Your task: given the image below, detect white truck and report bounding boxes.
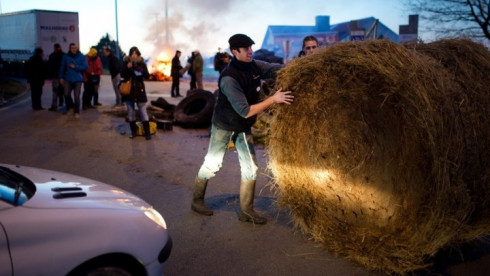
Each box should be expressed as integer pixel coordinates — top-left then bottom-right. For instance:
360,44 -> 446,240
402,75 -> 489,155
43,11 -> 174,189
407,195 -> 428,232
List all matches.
0,9 -> 79,76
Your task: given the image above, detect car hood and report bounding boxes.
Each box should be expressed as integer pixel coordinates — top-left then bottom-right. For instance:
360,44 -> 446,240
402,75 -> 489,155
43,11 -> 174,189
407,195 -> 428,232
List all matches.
2,164 -> 150,211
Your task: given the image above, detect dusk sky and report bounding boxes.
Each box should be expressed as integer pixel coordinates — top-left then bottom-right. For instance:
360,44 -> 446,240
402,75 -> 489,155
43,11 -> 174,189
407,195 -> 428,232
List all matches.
1,0 -> 412,59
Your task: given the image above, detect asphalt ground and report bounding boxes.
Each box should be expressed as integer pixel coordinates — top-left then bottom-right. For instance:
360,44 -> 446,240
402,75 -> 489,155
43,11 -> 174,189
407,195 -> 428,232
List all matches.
0,75 -> 489,275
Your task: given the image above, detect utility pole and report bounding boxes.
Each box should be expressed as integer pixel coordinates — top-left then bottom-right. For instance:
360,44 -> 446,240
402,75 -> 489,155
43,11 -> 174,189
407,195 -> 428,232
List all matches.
115,0 -> 120,59
165,0 -> 169,45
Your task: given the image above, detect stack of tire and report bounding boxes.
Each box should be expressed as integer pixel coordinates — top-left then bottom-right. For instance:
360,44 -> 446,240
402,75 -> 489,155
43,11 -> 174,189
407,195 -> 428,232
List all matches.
150,97 -> 176,120
174,89 -> 216,128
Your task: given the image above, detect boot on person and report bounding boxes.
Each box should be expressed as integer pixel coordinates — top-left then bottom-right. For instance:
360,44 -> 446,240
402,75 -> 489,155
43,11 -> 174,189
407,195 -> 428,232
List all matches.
191,176 -> 213,216
238,179 -> 267,224
129,121 -> 137,139
142,121 -> 151,140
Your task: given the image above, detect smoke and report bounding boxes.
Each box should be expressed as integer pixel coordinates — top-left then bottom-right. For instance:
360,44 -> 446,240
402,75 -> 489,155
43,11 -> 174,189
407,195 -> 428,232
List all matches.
144,0 -> 241,60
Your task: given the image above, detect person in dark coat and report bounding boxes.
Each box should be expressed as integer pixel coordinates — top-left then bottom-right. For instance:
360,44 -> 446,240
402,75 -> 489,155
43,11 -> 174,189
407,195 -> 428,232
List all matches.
120,46 -> 151,140
170,50 -> 183,97
26,47 -> 46,110
48,43 -> 65,111
187,52 -> 196,90
103,46 -> 123,106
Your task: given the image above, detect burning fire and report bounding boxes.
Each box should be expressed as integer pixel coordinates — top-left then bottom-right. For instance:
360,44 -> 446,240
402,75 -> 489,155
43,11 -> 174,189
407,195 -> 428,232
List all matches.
149,50 -> 172,81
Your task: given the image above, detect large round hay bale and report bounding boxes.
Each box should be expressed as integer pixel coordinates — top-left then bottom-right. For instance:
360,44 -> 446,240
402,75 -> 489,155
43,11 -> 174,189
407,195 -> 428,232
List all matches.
408,39 -> 490,241
267,39 -> 489,273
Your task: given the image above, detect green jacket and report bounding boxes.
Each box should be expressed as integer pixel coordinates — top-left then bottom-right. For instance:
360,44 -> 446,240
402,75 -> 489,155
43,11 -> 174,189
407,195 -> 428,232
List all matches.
192,53 -> 203,74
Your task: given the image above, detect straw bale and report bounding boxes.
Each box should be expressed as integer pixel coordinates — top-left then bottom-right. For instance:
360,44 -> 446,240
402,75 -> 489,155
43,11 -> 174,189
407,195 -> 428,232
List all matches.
267,39 -> 489,273
408,39 -> 490,241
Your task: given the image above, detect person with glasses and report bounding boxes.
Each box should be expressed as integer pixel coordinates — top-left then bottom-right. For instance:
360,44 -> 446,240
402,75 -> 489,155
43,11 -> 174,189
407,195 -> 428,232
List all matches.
298,35 -> 319,57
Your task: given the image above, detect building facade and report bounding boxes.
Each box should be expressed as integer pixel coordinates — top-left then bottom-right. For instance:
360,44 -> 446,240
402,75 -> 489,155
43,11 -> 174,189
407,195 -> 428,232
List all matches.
261,15 -> 416,60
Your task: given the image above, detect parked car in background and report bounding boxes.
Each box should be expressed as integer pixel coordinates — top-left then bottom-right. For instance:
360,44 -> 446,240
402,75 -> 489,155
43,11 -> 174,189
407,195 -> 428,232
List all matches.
0,163 -> 172,276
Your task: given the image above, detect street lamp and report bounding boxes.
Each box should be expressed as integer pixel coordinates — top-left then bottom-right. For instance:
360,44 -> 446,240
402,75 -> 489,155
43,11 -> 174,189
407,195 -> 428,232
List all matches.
115,0 -> 120,59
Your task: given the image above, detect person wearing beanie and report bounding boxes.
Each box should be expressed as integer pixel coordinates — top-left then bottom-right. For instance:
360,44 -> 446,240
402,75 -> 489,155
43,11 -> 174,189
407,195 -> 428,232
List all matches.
190,33 -> 294,224
82,47 -> 103,109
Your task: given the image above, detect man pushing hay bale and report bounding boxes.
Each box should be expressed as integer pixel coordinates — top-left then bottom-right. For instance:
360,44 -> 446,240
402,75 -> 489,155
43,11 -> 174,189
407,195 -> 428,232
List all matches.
267,39 -> 489,273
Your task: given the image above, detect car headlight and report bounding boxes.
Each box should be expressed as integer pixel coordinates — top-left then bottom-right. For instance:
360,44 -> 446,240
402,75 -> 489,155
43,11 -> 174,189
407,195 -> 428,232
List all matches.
144,207 -> 167,229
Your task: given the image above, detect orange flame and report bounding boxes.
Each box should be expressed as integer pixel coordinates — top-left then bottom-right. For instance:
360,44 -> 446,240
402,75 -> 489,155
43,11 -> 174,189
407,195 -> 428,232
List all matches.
150,50 -> 172,81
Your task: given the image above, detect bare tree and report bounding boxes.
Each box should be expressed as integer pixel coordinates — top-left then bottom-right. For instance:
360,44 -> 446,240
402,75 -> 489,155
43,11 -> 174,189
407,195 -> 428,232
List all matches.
406,0 -> 489,42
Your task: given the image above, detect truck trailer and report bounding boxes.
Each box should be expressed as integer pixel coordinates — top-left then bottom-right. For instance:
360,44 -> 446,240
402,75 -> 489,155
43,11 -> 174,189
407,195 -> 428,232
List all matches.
0,9 -> 79,76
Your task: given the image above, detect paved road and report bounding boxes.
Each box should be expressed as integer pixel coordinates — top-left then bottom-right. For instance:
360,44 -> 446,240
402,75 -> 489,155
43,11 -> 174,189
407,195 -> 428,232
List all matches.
0,75 -> 488,275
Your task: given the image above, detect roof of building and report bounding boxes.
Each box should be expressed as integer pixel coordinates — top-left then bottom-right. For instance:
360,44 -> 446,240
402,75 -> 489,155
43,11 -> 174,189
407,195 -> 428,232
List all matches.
261,16 -> 399,57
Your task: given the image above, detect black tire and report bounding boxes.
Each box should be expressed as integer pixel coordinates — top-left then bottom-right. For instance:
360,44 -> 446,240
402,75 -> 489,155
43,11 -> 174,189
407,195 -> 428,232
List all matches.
186,88 -> 205,97
151,97 -> 175,110
174,90 -> 215,128
67,255 -> 145,276
78,265 -> 133,276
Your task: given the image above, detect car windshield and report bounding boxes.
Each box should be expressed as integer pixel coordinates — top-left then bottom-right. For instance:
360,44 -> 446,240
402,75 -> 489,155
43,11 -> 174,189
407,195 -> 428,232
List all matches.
0,166 -> 36,206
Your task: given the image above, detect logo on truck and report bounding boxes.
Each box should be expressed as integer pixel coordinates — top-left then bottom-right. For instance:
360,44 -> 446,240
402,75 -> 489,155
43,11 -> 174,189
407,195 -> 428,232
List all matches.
40,25 -> 76,32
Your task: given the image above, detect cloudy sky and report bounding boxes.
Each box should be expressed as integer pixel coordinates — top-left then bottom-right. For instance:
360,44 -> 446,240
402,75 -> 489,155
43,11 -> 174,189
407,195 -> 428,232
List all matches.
1,0 -> 411,58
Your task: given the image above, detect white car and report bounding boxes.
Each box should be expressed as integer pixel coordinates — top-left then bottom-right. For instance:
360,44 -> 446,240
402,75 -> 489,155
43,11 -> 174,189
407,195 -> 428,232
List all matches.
0,164 -> 172,276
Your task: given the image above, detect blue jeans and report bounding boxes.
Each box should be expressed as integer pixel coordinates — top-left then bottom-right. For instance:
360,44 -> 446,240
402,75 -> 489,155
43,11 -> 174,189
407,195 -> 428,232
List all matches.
63,82 -> 82,113
197,125 -> 258,181
126,101 -> 149,121
112,74 -> 122,105
51,79 -> 64,108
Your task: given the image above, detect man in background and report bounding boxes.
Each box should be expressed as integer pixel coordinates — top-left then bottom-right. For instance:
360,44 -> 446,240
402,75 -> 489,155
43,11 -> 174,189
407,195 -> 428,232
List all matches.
48,43 -> 65,111
103,46 -> 123,107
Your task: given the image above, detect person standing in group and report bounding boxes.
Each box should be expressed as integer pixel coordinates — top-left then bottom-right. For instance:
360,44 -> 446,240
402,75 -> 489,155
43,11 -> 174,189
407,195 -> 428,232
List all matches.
59,43 -> 87,119
103,46 -> 123,107
170,50 -> 183,97
213,51 -> 231,74
121,46 -> 152,140
82,47 -> 103,109
192,50 -> 204,90
48,43 -> 65,111
190,34 -> 294,224
26,47 -> 46,110
298,35 -> 319,57
187,52 -> 196,90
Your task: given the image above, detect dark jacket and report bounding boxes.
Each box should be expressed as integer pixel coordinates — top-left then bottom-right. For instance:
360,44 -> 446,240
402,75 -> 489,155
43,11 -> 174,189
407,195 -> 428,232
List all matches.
213,57 -> 283,132
107,53 -> 122,78
171,55 -> 182,77
121,56 -> 149,103
48,50 -> 64,79
26,51 -> 46,85
213,58 -> 262,132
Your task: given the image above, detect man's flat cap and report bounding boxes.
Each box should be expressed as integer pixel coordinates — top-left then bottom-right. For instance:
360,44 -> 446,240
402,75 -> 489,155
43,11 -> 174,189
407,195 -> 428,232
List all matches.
229,34 -> 255,49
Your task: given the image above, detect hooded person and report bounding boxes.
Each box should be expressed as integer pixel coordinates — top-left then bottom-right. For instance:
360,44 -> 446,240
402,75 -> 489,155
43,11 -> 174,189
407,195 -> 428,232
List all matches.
190,34 -> 294,224
83,47 -> 103,109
